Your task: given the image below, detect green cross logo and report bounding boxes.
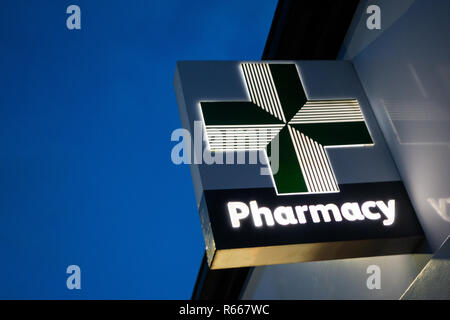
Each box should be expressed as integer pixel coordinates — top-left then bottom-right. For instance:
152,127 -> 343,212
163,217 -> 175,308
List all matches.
200,63 -> 373,195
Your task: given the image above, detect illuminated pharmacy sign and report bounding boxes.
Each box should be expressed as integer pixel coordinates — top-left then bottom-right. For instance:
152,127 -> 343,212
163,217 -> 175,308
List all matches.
174,61 -> 424,269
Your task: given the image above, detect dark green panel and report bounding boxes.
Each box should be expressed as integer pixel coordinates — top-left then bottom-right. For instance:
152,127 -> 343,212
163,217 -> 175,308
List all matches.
291,122 -> 373,146
269,64 -> 307,122
267,126 -> 308,194
201,102 -> 283,126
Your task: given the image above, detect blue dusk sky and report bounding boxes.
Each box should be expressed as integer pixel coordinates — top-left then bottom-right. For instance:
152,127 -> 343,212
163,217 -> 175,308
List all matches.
0,0 -> 276,299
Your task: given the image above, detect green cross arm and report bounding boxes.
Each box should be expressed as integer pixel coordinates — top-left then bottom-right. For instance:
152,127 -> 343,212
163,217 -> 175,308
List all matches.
200,101 -> 284,152
288,98 -> 373,146
266,126 -> 309,194
200,102 -> 284,126
290,122 -> 373,146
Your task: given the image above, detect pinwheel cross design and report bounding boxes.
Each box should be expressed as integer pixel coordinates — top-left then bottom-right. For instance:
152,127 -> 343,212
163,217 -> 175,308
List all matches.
200,63 -> 373,195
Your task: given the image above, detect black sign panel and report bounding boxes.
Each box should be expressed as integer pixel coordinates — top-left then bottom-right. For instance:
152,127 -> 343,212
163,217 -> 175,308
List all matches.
200,181 -> 423,269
